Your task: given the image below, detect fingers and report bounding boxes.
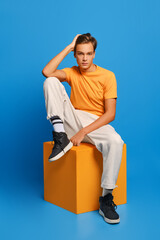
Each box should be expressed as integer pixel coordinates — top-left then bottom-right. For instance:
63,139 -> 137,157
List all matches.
70,140 -> 80,146
74,34 -> 81,40
72,34 -> 81,44
70,34 -> 82,51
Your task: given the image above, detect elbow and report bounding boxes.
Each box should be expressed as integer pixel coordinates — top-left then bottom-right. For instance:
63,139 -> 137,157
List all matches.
104,111 -> 115,123
107,112 -> 116,122
112,114 -> 116,121
42,68 -> 45,76
112,111 -> 116,120
110,114 -> 115,122
42,69 -> 49,78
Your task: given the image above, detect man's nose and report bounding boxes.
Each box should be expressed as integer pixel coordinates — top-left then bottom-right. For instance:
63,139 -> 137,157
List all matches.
83,55 -> 87,61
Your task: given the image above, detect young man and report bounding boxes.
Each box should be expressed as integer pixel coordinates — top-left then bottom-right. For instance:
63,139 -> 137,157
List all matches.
42,33 -> 124,224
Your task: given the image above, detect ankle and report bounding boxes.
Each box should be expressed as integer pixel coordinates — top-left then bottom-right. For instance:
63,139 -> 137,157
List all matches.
102,189 -> 113,197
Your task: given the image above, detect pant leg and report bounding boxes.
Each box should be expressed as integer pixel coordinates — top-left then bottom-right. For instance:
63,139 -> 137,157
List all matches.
75,110 -> 124,190
43,77 -> 93,143
91,126 -> 124,190
43,77 -> 124,189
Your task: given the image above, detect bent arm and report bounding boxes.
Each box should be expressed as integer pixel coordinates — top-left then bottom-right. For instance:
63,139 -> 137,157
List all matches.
42,34 -> 81,81
81,98 -> 116,135
42,45 -> 72,78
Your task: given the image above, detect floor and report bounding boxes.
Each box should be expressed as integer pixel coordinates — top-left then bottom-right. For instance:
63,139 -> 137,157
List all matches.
1,154 -> 160,240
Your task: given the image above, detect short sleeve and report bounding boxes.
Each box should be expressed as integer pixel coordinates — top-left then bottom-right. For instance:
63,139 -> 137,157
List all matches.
104,73 -> 117,99
61,67 -> 73,86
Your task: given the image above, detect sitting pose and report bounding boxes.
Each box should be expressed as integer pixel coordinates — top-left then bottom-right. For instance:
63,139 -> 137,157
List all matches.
42,33 -> 124,224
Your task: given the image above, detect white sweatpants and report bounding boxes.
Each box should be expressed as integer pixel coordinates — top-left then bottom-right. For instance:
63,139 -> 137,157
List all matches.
43,77 -> 124,190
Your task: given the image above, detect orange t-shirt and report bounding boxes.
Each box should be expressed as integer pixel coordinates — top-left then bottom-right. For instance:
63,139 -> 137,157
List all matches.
62,65 -> 117,117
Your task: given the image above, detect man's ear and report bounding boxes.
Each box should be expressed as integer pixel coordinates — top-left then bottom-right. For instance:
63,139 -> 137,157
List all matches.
93,51 -> 96,59
74,52 -> 76,58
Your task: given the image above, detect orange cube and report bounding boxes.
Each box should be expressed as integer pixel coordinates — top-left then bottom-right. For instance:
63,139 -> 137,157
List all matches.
43,142 -> 127,214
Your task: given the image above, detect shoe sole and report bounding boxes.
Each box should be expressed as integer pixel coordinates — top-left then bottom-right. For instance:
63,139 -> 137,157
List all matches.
99,209 -> 120,224
48,141 -> 73,162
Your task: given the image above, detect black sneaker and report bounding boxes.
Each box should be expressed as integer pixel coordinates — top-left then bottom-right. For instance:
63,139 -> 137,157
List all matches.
99,193 -> 120,224
48,131 -> 73,162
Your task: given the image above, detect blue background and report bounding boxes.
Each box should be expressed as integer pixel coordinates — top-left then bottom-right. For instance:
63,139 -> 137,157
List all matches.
0,0 -> 160,239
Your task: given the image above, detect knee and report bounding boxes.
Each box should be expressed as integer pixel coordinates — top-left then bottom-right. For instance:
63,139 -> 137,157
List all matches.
109,133 -> 124,146
43,76 -> 60,90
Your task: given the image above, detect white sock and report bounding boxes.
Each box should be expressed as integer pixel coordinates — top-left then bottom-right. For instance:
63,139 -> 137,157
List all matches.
49,116 -> 65,132
102,188 -> 113,197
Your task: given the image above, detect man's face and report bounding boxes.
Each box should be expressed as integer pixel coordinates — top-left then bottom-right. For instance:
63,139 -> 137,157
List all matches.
74,42 -> 95,70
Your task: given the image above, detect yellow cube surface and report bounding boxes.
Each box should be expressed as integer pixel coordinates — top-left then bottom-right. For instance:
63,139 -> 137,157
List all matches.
43,142 -> 127,214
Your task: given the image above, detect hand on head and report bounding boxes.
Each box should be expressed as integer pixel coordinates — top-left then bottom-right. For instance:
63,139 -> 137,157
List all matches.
70,34 -> 81,51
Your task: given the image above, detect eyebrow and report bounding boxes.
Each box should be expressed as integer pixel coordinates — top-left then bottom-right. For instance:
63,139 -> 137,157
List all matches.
77,51 -> 93,53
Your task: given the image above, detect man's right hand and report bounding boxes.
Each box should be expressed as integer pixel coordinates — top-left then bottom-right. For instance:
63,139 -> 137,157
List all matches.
70,34 -> 81,51
42,34 -> 82,79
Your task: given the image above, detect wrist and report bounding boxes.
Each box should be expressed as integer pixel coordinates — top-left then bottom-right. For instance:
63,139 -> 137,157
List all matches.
67,44 -> 73,52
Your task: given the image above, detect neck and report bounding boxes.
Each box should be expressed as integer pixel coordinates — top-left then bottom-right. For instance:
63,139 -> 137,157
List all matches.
79,63 -> 97,73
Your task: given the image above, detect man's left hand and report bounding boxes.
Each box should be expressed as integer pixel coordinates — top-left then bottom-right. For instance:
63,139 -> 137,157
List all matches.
70,129 -> 86,146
